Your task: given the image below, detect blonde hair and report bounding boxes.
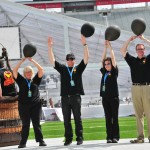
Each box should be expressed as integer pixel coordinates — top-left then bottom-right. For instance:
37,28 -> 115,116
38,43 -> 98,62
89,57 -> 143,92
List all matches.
23,66 -> 34,77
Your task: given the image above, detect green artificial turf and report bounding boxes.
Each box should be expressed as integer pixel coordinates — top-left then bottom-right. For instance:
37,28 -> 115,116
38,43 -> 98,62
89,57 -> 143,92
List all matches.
28,116 -> 148,140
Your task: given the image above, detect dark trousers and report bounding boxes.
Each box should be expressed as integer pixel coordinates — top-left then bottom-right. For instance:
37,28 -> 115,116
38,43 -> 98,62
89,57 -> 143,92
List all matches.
18,102 -> 43,144
102,97 -> 120,140
61,95 -> 83,141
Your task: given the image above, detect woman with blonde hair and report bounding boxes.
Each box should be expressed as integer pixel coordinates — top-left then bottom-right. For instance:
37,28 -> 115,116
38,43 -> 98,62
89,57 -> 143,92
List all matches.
13,57 -> 47,148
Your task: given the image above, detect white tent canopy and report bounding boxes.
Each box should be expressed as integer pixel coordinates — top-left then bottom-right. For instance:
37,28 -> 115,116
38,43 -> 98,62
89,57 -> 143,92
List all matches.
1,0 -> 149,100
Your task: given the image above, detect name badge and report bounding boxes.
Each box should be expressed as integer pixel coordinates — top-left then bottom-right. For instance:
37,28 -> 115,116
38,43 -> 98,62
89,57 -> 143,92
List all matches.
28,90 -> 32,97
102,85 -> 105,92
70,80 -> 75,86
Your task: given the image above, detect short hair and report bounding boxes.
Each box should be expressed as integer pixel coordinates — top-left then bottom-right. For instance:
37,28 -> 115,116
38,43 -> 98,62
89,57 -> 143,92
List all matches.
66,53 -> 75,60
136,44 -> 145,50
23,66 -> 34,77
102,57 -> 112,68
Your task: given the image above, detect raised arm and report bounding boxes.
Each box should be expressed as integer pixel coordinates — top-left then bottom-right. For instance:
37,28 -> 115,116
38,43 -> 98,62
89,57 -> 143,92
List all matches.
107,41 -> 117,68
48,37 -> 55,67
81,35 -> 89,65
139,35 -> 150,46
101,40 -> 107,65
28,58 -> 44,78
121,36 -> 137,57
5,58 -> 11,71
13,58 -> 26,79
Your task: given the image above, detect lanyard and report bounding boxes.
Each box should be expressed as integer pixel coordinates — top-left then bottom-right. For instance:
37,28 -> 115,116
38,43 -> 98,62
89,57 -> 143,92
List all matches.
25,79 -> 31,90
67,66 -> 75,80
104,72 -> 110,85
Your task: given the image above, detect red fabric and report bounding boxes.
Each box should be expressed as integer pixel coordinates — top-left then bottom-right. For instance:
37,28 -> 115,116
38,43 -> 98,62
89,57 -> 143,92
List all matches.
26,3 -> 62,9
96,0 -> 150,5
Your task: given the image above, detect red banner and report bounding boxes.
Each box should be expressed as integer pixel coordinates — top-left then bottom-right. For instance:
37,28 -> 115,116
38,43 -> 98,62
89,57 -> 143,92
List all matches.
96,0 -> 150,5
26,3 -> 62,9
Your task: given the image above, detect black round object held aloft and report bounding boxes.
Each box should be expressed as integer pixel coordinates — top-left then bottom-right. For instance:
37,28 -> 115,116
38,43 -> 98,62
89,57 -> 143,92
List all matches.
105,25 -> 121,41
131,18 -> 146,36
23,44 -> 36,57
81,23 -> 95,37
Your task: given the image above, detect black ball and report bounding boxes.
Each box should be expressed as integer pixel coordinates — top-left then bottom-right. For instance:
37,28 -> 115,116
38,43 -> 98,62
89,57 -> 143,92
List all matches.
105,25 -> 121,41
23,44 -> 36,57
131,18 -> 146,36
81,23 -> 95,37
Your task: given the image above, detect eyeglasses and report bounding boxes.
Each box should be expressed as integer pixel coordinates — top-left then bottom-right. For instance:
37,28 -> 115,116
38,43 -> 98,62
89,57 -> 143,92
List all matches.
66,58 -> 74,61
136,48 -> 145,51
104,63 -> 111,66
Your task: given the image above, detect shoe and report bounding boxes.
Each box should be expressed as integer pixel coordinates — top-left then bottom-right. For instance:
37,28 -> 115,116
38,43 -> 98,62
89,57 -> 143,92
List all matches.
39,141 -> 47,146
130,138 -> 144,143
148,138 -> 150,143
107,139 -> 112,143
18,144 -> 26,148
112,138 -> 118,143
77,140 -> 83,145
64,140 -> 72,146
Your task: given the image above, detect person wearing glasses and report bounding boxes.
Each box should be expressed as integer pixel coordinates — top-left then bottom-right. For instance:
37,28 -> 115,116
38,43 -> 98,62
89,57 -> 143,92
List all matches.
47,35 -> 89,146
121,35 -> 150,143
100,40 -> 120,143
13,57 -> 47,148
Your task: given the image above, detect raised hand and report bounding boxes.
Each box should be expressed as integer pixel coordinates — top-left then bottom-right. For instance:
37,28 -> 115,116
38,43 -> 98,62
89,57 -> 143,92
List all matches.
105,40 -> 112,49
81,35 -> 86,45
27,57 -> 33,62
129,36 -> 137,41
48,37 -> 53,47
138,35 -> 145,40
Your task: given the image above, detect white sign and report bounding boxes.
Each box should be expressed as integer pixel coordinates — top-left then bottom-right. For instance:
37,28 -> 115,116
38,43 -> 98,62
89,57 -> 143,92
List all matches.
0,27 -> 21,59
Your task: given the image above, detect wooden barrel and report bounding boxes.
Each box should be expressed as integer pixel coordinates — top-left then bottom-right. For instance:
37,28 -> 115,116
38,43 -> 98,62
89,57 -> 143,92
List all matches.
0,97 -> 22,147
